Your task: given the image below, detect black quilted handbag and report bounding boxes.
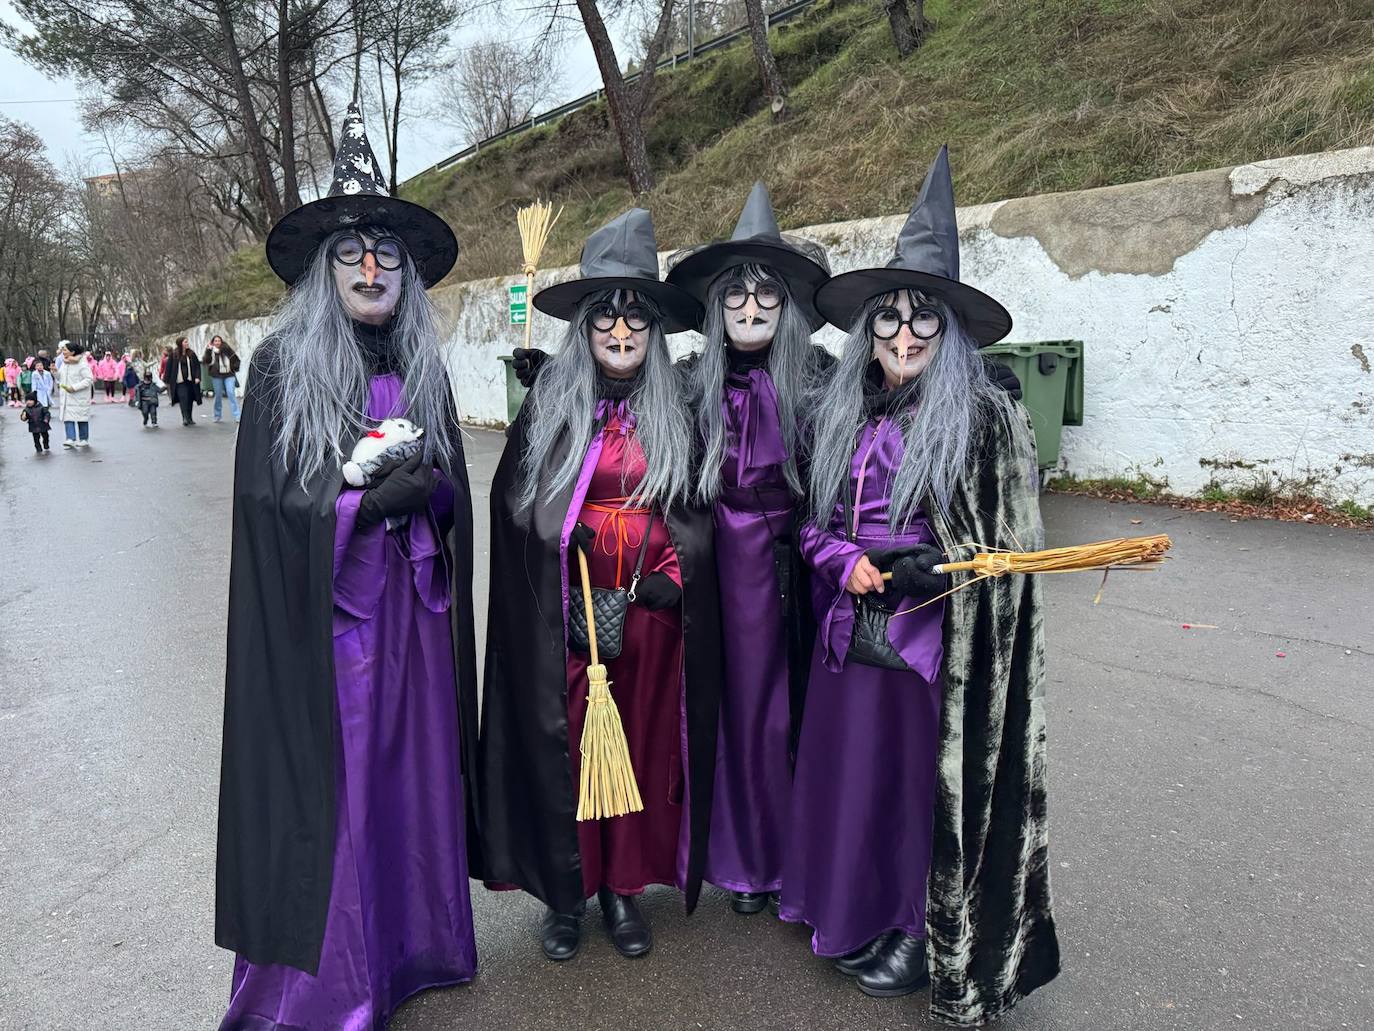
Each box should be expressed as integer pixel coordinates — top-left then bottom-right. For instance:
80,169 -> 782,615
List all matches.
842,480 -> 913,672
568,513 -> 655,660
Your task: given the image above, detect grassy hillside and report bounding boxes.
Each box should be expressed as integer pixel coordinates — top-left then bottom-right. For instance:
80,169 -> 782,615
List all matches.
152,0 -> 1374,332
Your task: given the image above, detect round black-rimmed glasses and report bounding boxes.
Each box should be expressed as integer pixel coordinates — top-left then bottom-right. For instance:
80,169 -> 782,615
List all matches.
329,233 -> 405,271
869,305 -> 945,341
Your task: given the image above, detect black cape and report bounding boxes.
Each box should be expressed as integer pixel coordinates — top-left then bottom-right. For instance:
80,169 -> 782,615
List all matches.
477,384 -> 723,915
215,338 -> 481,973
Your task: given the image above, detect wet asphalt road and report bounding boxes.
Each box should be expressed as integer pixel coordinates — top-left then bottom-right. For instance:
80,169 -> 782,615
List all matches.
0,401 -> 1370,1031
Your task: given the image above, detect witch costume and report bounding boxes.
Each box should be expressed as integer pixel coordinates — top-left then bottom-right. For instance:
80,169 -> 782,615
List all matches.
216,103 -> 480,1029
664,183 -> 833,913
780,147 -> 1060,1023
479,208 -> 724,961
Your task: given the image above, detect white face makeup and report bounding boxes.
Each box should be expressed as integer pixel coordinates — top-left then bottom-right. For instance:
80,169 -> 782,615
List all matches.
870,290 -> 943,388
331,231 -> 404,325
588,291 -> 652,379
720,270 -> 784,351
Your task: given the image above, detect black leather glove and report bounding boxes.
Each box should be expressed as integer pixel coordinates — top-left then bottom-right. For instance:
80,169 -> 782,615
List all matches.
888,544 -> 949,599
634,571 -> 681,610
356,451 -> 434,529
512,347 -> 549,388
864,544 -> 925,574
984,358 -> 1022,401
569,521 -> 596,555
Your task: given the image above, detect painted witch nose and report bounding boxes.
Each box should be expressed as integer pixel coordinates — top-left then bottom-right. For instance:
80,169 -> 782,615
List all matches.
361,251 -> 377,286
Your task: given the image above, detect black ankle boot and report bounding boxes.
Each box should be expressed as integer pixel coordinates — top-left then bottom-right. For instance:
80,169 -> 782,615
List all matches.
834,930 -> 897,977
597,887 -> 651,958
540,907 -> 582,961
731,891 -> 770,915
857,934 -> 929,998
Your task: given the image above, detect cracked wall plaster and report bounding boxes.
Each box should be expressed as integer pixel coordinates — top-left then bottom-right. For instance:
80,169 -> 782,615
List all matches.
166,147 -> 1374,505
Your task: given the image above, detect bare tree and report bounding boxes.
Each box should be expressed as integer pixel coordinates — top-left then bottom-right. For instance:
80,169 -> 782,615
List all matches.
364,0 -> 465,190
740,0 -> 785,115
435,38 -> 562,144
883,0 -> 928,59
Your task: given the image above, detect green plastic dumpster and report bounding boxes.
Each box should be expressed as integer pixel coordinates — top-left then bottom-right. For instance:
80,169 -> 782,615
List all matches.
981,340 -> 1084,469
497,355 -> 529,425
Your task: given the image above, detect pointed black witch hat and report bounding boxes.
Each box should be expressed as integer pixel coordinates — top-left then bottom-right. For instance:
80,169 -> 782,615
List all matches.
814,146 -> 1011,345
666,181 -> 831,331
533,208 -> 702,334
265,102 -> 458,288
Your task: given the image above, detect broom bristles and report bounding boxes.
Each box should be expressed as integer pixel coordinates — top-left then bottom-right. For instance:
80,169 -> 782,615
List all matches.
517,200 -> 562,274
577,664 -> 644,821
937,534 -> 1172,576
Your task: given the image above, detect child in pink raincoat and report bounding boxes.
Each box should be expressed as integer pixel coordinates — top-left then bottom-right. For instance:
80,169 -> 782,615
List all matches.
3,358 -> 20,406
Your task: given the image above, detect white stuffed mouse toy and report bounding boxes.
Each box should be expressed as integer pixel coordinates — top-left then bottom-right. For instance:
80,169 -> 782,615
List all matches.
342,418 -> 425,487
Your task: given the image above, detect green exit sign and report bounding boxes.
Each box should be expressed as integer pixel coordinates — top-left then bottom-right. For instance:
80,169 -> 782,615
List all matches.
509,283 -> 528,325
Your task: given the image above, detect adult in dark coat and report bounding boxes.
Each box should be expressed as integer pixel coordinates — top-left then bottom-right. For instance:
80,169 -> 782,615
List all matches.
216,101 -> 478,1030
163,336 -> 201,426
480,208 -> 723,963
784,145 -> 1059,1021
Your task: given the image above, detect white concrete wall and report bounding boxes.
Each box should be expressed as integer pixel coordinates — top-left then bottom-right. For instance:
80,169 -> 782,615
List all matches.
167,146 -> 1374,506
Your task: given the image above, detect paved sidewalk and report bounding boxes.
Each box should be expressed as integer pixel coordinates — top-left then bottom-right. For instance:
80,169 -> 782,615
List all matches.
0,405 -> 1369,1030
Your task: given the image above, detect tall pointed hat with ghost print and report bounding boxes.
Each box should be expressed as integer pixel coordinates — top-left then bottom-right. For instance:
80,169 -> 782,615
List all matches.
265,102 -> 458,288
666,181 -> 831,331
815,145 -> 1011,344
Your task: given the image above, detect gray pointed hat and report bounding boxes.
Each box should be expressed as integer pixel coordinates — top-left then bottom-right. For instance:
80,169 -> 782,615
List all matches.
666,181 -> 831,331
814,146 -> 1011,344
533,207 -> 702,334
266,102 -> 458,288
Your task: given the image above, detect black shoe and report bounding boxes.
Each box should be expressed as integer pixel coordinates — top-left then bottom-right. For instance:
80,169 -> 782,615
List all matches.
857,933 -> 929,998
540,908 -> 582,961
834,930 -> 897,977
597,887 -> 651,958
732,891 -> 770,915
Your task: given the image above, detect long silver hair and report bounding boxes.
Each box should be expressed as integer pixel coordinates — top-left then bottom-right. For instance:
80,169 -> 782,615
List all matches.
264,226 -> 458,489
689,262 -> 813,503
807,290 -> 1030,531
516,290 -> 692,510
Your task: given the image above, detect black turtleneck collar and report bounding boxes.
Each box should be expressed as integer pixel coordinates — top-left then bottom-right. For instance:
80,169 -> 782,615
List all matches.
353,318 -> 401,373
862,359 -> 921,417
726,342 -> 771,374
596,368 -> 640,400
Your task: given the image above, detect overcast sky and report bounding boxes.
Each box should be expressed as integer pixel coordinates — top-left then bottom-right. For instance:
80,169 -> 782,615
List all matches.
0,0 -> 625,185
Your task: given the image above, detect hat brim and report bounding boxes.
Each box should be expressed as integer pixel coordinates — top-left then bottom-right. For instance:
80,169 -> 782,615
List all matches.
266,194 -> 458,289
532,277 -> 703,335
666,238 -> 831,332
815,268 -> 1012,346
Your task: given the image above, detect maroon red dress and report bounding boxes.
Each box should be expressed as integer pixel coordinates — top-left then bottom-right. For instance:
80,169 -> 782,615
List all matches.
565,402 -> 685,898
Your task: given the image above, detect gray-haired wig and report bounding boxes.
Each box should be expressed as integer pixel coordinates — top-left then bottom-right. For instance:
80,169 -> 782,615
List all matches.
264,226 -> 459,490
807,291 -> 1031,532
689,262 -> 813,504
517,290 -> 692,510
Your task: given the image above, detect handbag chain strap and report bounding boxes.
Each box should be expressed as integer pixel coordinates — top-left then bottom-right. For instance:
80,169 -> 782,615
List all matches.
626,509 -> 654,602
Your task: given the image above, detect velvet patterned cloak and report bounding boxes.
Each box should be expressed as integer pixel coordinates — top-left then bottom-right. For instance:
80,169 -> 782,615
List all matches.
923,411 -> 1061,1025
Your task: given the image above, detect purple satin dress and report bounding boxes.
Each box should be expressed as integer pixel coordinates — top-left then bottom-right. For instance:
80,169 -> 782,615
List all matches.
222,374 -> 476,1030
779,414 -> 945,957
703,368 -> 795,895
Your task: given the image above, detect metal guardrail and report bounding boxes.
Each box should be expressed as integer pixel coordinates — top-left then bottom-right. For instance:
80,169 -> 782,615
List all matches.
404,0 -> 821,186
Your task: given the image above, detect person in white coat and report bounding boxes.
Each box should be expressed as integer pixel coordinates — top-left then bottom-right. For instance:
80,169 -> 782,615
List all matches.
56,340 -> 94,448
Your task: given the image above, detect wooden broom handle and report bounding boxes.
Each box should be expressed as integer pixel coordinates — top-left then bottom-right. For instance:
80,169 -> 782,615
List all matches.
881,561 -> 973,580
523,270 -> 535,350
577,545 -> 600,666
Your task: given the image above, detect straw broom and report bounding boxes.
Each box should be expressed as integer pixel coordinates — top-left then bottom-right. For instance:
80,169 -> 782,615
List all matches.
517,200 -> 562,350
883,534 -> 1172,608
575,546 -> 644,821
